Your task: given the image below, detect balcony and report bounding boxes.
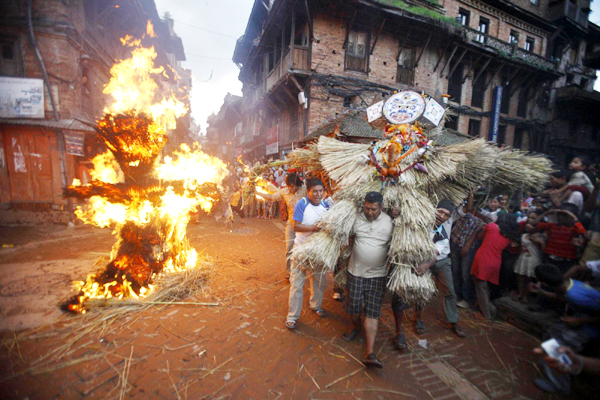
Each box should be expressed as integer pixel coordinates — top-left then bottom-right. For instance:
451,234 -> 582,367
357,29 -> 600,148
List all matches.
265,45 -> 310,93
463,27 -> 558,72
556,85 -> 600,103
548,0 -> 589,29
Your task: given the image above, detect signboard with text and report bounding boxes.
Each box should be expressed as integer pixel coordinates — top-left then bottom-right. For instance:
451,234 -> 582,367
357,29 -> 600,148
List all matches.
266,125 -> 278,155
64,131 -> 85,156
0,77 -> 44,118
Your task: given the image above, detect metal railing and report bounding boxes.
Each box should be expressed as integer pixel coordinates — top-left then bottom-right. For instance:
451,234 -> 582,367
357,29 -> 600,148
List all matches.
463,27 -> 558,71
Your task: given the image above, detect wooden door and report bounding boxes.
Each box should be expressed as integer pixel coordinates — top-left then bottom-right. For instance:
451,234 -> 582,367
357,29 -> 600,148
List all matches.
4,127 -> 54,202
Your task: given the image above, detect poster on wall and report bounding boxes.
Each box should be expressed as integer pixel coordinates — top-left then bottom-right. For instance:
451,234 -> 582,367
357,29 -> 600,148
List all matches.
0,77 -> 44,118
266,125 -> 278,155
64,131 -> 85,156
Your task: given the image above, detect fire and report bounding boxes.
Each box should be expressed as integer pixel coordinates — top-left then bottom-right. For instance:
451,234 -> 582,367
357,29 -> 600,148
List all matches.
64,35 -> 227,313
235,157 -> 278,199
146,20 -> 157,38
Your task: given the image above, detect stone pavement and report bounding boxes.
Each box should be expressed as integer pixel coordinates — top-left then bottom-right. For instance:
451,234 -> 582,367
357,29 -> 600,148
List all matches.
0,218 -> 573,399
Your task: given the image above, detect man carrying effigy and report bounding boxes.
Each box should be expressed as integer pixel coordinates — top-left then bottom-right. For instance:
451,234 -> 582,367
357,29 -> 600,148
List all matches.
341,191 -> 396,368
393,199 -> 467,339
285,178 -> 330,330
284,89 -> 553,348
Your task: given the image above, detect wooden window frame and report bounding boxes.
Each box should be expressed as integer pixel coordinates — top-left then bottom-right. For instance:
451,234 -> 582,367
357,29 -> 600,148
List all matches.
468,119 -> 481,137
476,18 -> 490,44
345,29 -> 370,73
525,37 -> 535,53
396,45 -> 416,86
458,8 -> 470,27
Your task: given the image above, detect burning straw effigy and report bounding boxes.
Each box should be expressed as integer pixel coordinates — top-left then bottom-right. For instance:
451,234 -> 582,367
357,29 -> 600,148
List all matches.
288,91 -> 553,304
63,34 -> 227,314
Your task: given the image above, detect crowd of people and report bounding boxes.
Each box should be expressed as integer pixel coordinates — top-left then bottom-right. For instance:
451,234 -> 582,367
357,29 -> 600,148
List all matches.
209,156 -> 301,225
214,155 -> 600,393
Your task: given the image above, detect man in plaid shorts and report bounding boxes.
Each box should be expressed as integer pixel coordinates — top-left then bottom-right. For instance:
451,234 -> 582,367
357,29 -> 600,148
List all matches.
342,191 -> 394,368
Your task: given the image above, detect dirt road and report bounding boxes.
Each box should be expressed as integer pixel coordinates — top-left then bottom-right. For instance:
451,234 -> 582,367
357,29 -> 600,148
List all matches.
0,218 -> 562,399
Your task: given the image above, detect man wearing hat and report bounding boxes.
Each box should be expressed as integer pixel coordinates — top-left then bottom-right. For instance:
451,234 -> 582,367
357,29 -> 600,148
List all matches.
392,199 -> 467,341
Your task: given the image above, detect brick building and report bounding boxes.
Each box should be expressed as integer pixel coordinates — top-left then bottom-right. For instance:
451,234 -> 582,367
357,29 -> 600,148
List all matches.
205,93 -> 243,162
232,0 -> 599,164
0,0 -> 190,223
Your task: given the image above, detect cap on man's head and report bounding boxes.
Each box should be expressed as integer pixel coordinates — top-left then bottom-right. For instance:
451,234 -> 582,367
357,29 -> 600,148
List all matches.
437,199 -> 455,213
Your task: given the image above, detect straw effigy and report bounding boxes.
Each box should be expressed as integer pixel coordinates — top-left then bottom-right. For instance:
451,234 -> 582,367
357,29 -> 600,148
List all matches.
289,127 -> 553,305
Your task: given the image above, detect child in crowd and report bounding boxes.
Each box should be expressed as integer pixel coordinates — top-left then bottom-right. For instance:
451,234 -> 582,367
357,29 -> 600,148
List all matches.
509,200 -> 526,222
479,196 -> 503,222
543,170 -> 585,217
513,212 -> 546,303
569,156 -> 594,192
535,204 -> 586,273
471,213 -> 520,320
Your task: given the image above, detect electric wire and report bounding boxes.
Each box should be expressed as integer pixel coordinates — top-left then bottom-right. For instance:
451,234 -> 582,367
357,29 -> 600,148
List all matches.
172,19 -> 241,40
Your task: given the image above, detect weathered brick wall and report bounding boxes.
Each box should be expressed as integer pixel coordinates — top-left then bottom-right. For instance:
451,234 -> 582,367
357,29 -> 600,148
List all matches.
23,32 -> 82,120
444,0 -> 548,56
305,5 -> 554,145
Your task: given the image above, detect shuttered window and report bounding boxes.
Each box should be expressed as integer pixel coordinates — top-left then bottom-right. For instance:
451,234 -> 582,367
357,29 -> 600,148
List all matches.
346,30 -> 369,73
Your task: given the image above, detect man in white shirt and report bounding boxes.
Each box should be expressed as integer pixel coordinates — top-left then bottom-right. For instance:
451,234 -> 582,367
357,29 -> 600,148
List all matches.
341,192 -> 394,368
392,199 -> 467,340
285,179 -> 330,330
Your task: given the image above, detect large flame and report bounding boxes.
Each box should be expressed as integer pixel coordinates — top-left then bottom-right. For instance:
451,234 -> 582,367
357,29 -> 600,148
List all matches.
65,35 -> 226,313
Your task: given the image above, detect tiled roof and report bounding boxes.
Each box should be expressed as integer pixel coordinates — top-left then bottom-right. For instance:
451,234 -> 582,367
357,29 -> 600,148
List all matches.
0,118 -> 96,132
304,110 -> 384,141
304,110 -> 473,145
431,128 -> 472,145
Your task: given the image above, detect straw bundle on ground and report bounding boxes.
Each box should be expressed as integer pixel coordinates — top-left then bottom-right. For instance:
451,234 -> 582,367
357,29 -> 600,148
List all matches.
73,254 -> 214,311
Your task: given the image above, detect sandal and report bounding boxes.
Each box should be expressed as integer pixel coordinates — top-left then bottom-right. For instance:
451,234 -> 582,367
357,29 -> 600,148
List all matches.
394,333 -> 408,350
342,329 -> 360,342
312,308 -> 326,318
414,319 -> 425,335
285,320 -> 297,330
449,323 -> 466,338
363,353 -> 383,368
